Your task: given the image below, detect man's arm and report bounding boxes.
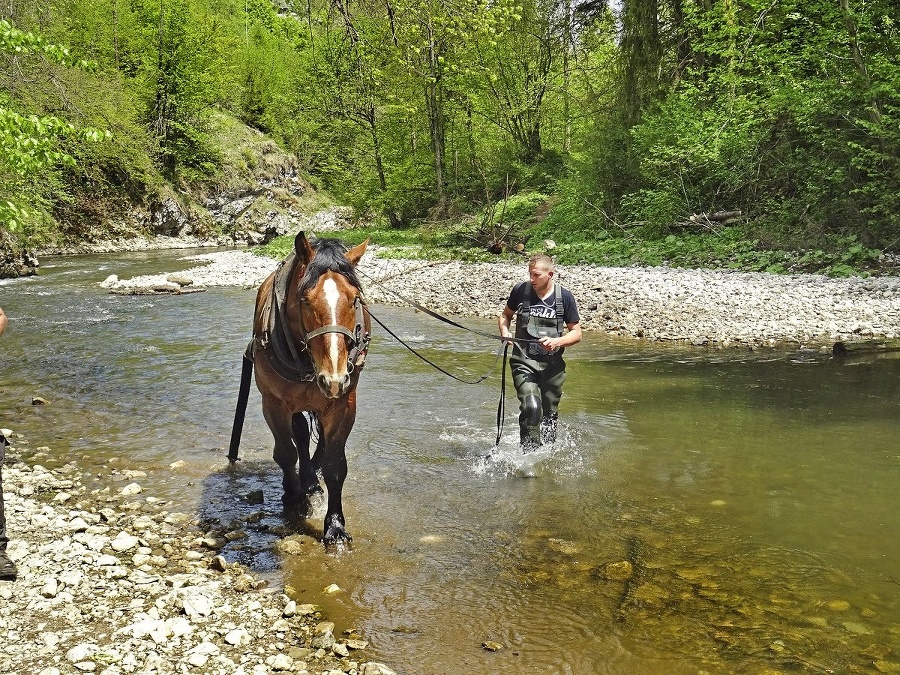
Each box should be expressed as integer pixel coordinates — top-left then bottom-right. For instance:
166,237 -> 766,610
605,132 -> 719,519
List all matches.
538,321 -> 581,351
0,306 -> 6,337
498,306 -> 515,340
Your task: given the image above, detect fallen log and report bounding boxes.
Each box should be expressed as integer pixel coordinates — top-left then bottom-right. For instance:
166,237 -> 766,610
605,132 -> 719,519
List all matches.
832,340 -> 900,358
671,210 -> 743,232
700,210 -> 742,222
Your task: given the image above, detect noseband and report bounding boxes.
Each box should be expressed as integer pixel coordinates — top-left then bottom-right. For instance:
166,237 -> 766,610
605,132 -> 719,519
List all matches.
250,251 -> 370,383
299,294 -> 371,371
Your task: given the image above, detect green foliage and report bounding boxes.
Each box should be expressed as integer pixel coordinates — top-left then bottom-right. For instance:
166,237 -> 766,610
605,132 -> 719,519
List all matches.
557,0 -> 900,253
2,0 -> 899,269
0,21 -> 111,233
0,19 -> 95,69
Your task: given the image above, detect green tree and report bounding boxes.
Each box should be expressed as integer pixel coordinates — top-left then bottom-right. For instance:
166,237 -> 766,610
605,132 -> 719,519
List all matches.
0,18 -> 108,233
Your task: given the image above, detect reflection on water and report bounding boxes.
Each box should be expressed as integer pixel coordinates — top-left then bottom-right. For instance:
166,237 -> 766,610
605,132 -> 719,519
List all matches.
1,250 -> 900,674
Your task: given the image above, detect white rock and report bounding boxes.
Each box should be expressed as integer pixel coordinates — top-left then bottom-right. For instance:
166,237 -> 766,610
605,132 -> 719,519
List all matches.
188,641 -> 220,656
224,628 -> 251,646
170,587 -> 215,618
269,654 -> 294,671
41,577 -> 59,598
118,483 -> 142,496
110,532 -> 139,552
66,644 -> 99,662
187,652 -> 210,667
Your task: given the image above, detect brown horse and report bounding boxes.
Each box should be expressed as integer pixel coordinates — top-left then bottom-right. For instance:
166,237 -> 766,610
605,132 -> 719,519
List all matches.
229,232 -> 371,545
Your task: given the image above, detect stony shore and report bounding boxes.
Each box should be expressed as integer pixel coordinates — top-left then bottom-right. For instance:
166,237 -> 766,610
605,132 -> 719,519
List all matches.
0,431 -> 396,675
100,246 -> 900,349
5,239 -> 899,674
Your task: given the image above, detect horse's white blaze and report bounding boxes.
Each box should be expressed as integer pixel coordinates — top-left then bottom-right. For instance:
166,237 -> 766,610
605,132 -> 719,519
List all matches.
322,278 -> 342,378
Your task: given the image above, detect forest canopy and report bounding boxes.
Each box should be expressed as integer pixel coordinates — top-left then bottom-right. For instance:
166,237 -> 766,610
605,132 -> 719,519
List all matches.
1,0 -> 898,263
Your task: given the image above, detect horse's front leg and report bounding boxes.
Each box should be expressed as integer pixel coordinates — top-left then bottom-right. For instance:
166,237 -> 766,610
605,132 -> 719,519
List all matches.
317,396 -> 357,545
262,397 -> 305,509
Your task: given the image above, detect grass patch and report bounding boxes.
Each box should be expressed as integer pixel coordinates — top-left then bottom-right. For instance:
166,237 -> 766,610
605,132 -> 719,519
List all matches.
254,195 -> 893,277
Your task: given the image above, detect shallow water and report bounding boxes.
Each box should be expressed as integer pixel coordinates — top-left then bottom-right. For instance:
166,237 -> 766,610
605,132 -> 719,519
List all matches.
2,250 -> 899,674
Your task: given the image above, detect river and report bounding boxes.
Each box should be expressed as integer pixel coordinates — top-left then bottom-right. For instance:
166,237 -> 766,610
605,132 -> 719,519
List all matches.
1,249 -> 899,674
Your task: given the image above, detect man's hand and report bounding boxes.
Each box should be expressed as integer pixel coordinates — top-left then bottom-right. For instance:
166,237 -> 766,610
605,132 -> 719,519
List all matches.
538,335 -> 559,351
498,308 -> 515,346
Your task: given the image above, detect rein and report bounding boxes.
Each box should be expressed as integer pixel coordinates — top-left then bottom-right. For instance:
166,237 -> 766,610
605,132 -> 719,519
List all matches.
360,269 -> 534,348
360,269 -> 544,447
366,308 -> 505,385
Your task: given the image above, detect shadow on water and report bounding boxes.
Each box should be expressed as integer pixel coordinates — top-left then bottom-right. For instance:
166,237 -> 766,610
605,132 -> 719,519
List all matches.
194,458 -> 325,573
3,251 -> 900,674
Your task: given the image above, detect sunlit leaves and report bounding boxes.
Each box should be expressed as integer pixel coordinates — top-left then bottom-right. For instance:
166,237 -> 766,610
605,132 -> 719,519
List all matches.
0,20 -> 110,232
0,19 -> 97,70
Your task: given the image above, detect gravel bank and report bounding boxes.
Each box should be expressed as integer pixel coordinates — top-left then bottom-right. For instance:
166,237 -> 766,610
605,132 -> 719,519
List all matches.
103,248 -> 900,348
0,432 -> 396,675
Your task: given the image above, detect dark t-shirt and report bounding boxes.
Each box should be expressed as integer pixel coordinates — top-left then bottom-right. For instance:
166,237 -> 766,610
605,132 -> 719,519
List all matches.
506,282 -> 580,360
506,282 -> 580,325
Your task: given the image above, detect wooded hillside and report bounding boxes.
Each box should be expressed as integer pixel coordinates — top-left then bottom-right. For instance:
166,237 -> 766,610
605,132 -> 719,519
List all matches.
1,0 -> 898,262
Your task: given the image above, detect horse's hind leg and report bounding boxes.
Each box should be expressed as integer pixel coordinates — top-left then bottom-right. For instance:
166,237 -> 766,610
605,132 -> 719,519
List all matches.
293,413 -> 322,497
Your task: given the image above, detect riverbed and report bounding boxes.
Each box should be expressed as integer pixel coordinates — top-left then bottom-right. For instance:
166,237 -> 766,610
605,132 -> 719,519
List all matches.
2,249 -> 900,674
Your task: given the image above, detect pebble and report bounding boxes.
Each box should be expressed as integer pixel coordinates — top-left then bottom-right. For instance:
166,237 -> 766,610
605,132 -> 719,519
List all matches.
0,450 -> 397,675
103,248 -> 900,348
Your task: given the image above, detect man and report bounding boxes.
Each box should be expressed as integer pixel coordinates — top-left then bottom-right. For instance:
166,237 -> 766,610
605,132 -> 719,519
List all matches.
0,306 -> 16,580
498,254 -> 582,452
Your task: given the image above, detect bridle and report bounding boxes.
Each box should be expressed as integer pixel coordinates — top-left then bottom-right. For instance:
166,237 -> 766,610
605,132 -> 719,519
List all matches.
298,292 -> 371,372
252,252 -> 370,383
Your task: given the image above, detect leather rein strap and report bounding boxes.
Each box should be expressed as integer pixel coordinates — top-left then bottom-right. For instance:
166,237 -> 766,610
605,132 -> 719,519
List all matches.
366,309 -> 504,385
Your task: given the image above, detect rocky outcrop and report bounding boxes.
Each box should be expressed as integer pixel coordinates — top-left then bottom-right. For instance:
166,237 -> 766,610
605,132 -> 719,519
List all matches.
1,116 -> 321,265
0,230 -> 38,277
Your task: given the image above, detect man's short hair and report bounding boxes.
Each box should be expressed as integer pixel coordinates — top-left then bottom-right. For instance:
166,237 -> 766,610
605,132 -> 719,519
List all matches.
528,254 -> 555,271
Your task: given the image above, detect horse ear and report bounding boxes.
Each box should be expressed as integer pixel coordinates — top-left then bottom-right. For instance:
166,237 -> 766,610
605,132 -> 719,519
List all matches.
294,231 -> 315,263
345,238 -> 369,266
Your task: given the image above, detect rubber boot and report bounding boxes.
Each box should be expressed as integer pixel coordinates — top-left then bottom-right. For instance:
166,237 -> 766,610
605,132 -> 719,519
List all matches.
0,553 -> 16,581
540,413 -> 559,445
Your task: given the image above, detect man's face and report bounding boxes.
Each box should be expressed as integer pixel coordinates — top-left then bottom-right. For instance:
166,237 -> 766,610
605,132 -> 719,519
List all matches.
529,263 -> 553,294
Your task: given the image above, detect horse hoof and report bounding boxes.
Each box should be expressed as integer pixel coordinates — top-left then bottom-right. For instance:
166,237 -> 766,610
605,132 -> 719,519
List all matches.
323,516 -> 352,547
324,530 -> 352,548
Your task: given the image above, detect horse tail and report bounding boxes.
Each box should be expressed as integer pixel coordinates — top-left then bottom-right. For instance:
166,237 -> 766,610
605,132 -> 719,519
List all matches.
228,347 -> 255,463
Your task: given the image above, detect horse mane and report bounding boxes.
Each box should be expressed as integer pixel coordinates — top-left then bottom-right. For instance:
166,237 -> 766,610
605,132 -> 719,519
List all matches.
298,237 -> 363,293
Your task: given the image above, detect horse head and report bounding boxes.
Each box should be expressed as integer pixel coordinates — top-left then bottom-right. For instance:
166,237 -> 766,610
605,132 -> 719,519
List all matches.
292,232 -> 369,399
